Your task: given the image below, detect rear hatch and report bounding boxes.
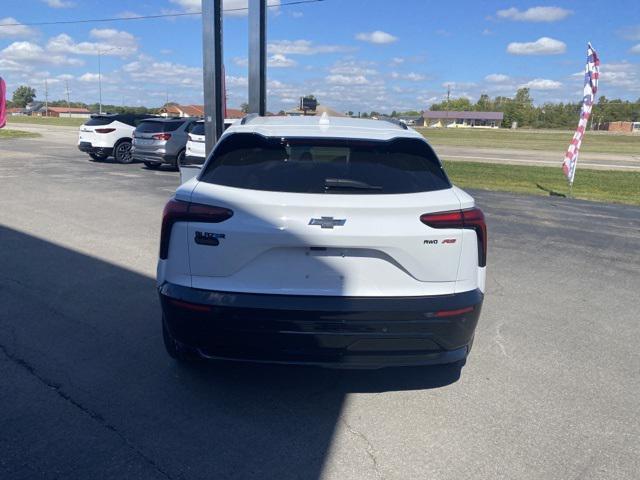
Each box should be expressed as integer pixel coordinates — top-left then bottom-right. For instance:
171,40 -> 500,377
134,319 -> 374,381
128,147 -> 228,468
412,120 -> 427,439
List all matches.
133,119 -> 184,151
184,133 -> 465,297
78,115 -> 116,145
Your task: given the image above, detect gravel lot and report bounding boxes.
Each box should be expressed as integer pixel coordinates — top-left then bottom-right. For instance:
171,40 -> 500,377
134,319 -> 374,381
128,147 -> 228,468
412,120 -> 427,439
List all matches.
1,125 -> 639,479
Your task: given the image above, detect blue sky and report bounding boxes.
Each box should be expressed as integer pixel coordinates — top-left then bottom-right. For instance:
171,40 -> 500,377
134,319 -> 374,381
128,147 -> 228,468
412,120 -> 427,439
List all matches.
1,0 -> 639,112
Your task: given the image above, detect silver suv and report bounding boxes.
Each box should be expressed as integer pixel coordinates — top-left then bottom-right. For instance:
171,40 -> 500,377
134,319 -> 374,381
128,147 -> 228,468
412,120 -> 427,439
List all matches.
132,117 -> 197,169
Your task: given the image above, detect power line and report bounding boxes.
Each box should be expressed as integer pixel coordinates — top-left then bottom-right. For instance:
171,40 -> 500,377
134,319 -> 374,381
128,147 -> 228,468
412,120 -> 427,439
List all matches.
0,0 -> 325,27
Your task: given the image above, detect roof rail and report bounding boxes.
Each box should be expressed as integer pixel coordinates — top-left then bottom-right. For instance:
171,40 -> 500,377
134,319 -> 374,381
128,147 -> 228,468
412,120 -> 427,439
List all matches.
240,113 -> 259,125
381,118 -> 408,130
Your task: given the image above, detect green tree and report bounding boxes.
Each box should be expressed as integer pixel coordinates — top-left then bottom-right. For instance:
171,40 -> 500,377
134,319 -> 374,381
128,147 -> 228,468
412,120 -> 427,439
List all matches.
12,85 -> 36,107
240,102 -> 249,113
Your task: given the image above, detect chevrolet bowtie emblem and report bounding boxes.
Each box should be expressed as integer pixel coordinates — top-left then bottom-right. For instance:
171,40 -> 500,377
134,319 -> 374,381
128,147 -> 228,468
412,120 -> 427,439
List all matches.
309,217 -> 346,229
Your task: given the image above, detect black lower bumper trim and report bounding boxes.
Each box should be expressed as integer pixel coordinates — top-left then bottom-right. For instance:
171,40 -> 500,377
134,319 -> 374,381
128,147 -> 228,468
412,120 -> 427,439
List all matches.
159,283 -> 483,368
78,142 -> 112,156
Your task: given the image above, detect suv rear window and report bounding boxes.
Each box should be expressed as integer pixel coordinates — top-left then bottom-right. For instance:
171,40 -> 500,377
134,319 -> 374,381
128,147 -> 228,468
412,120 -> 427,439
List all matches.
85,116 -> 115,126
189,122 -> 205,135
136,120 -> 185,133
200,134 -> 451,194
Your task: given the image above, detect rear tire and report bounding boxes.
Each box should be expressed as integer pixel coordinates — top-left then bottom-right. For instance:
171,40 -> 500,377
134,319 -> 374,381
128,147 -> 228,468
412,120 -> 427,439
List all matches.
162,316 -> 200,362
144,161 -> 161,169
114,140 -> 133,164
89,153 -> 107,161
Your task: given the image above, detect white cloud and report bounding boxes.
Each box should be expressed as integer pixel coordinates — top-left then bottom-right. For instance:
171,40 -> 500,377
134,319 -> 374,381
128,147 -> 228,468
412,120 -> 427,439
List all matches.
630,44 -> 640,54
0,17 -> 37,38
497,6 -> 572,22
0,41 -> 83,69
78,73 -> 99,82
355,30 -> 398,44
326,74 -> 370,85
291,11 -> 303,18
170,0 -> 281,16
617,25 -> 640,41
390,71 -> 425,81
390,57 -> 404,65
47,29 -> 138,56
267,53 -> 296,67
43,0 -> 74,7
599,62 -> 640,92
267,39 -> 352,55
329,60 -> 377,76
521,78 -> 563,90
507,37 -> 566,55
485,73 -> 511,83
122,55 -> 202,86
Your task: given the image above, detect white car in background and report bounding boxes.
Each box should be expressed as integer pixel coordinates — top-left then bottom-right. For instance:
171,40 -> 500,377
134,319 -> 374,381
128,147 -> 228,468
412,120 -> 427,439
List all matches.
184,119 -> 237,165
78,114 -> 155,163
158,115 -> 487,368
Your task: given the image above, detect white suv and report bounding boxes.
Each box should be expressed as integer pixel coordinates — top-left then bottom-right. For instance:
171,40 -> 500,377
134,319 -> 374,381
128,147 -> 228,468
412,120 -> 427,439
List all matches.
78,114 -> 155,163
184,118 -> 238,165
157,115 -> 486,368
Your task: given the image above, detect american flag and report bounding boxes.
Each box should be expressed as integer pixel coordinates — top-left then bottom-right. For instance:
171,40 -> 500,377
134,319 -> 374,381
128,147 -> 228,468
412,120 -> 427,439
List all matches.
562,43 -> 600,185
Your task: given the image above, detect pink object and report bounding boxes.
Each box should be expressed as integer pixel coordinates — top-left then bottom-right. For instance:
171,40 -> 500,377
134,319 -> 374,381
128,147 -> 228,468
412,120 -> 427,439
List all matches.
0,76 -> 6,129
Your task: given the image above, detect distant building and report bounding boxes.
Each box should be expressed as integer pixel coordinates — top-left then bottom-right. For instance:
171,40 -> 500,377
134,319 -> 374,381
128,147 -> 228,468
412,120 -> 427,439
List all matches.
6,107 -> 27,116
423,111 -> 504,128
159,104 -> 244,119
46,107 -> 91,118
596,121 -> 639,133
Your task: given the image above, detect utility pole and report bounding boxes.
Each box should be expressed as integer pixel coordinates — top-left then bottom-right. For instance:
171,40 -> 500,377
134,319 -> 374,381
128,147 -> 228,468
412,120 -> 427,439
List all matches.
202,0 -> 224,155
98,47 -> 103,114
446,84 -> 451,111
44,79 -> 49,117
65,80 -> 70,115
248,0 -> 267,116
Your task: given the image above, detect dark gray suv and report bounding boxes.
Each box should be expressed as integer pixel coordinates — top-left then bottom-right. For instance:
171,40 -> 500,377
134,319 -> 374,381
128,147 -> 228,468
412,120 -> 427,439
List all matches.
132,117 -> 197,169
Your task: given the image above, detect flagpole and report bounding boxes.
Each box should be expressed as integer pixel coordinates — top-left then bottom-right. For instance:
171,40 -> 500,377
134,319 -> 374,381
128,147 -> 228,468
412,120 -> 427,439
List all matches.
562,42 -> 599,198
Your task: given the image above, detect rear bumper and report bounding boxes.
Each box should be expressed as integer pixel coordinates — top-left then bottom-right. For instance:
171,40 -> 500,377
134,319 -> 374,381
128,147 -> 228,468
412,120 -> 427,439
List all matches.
159,283 -> 483,369
78,142 -> 112,157
132,149 -> 176,164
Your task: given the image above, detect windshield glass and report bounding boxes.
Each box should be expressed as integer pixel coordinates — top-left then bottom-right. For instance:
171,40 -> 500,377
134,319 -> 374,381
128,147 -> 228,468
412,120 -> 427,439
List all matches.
199,133 -> 450,194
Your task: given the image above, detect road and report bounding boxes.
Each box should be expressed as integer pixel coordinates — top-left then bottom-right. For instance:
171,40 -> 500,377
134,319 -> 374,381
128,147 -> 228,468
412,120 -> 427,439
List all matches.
437,145 -> 640,171
1,126 -> 639,479
9,122 -> 640,171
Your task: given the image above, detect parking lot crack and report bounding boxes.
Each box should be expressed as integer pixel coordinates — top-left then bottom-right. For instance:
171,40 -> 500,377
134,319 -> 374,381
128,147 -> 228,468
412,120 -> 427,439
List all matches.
340,416 -> 384,479
0,343 -> 174,480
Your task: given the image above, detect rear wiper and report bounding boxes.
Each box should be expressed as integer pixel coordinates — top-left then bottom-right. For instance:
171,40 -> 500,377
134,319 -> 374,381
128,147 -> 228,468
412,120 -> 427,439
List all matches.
324,178 -> 383,191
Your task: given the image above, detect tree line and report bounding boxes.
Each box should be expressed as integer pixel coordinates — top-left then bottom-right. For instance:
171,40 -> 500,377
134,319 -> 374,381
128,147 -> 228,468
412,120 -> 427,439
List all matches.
6,84 -> 640,129
427,88 -> 640,129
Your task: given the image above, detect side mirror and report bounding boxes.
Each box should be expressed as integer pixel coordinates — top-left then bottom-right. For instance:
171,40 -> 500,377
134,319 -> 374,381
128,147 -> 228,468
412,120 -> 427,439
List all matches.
179,164 -> 202,184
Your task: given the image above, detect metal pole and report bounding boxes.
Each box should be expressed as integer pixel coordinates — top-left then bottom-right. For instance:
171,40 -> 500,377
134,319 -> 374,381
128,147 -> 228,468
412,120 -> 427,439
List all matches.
44,79 -> 48,117
202,0 -> 224,156
248,0 -> 266,115
98,49 -> 102,114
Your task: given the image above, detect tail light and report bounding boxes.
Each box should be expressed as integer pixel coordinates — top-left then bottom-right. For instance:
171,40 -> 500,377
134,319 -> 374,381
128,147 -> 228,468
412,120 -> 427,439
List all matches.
420,207 -> 487,267
159,198 -> 233,259
95,128 -> 116,134
153,133 -> 172,141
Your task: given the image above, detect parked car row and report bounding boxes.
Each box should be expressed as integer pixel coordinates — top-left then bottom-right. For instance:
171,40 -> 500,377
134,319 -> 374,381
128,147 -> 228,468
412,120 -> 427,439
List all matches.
77,114 -> 236,167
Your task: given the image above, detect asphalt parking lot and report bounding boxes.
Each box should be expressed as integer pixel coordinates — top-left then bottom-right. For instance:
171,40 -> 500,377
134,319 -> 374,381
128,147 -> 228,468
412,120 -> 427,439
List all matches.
1,126 -> 639,479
